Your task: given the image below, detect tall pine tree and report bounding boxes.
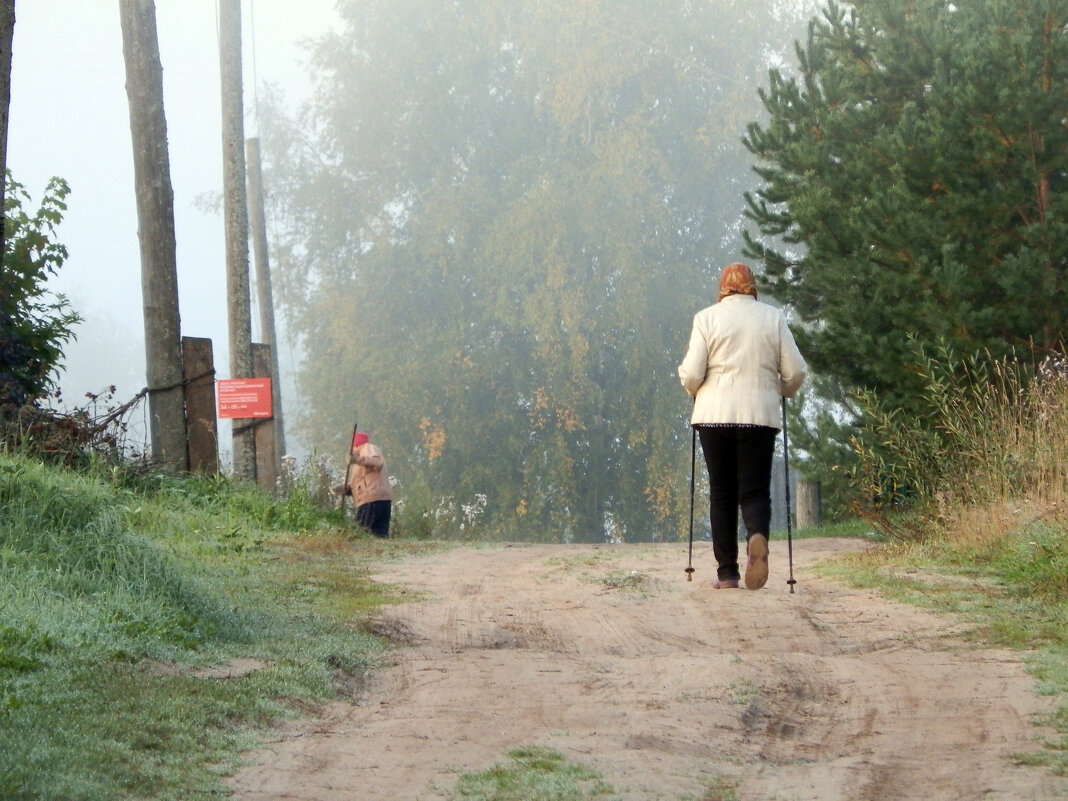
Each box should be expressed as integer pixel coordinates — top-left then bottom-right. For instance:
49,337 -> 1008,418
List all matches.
743,0 -> 1068,411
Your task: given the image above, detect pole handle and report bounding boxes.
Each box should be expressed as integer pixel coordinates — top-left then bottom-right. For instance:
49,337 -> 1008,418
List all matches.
339,420 -> 358,511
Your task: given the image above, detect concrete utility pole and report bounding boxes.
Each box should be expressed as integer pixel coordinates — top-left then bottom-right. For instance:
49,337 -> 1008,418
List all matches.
218,0 -> 256,480
0,0 -> 14,260
246,137 -> 286,463
119,0 -> 188,472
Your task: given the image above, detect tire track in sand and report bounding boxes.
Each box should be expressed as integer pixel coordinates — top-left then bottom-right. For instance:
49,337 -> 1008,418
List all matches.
227,539 -> 1063,801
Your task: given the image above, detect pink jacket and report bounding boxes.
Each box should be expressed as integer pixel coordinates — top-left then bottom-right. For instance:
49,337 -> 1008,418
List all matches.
346,443 -> 394,506
678,294 -> 806,429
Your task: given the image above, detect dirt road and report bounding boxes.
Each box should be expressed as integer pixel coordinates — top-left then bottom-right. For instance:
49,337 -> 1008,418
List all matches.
228,538 -> 1064,801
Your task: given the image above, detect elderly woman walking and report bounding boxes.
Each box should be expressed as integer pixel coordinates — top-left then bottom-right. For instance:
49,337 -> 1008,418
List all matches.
678,263 -> 807,589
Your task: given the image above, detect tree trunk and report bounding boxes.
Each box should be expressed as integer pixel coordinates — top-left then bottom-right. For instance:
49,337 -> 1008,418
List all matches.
796,480 -> 822,530
0,0 -> 14,262
182,336 -> 219,475
218,0 -> 255,480
119,0 -> 188,472
252,343 -> 278,493
246,137 -> 286,462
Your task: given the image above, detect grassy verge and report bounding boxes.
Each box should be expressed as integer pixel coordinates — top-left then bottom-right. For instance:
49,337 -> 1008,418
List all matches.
814,518 -> 1067,776
788,518 -> 875,540
827,348 -> 1068,776
0,451 -> 408,801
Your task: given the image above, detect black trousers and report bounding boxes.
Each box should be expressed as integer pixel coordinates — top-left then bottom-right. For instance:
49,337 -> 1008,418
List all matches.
697,425 -> 777,581
355,500 -> 392,538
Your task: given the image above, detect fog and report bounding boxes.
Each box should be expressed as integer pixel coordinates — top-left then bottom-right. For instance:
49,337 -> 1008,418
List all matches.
8,0 -> 338,461
8,0 -> 816,540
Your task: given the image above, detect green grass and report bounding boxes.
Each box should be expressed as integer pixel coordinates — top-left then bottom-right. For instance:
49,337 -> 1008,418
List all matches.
445,746 -> 739,801
787,517 -> 877,540
0,451 -> 398,800
449,747 -> 616,800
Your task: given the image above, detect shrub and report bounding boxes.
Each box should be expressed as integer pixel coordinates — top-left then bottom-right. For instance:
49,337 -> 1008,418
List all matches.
848,342 -> 1067,541
0,175 -> 80,408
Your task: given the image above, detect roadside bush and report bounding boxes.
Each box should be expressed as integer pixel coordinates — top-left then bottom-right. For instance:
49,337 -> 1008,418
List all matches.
848,343 -> 1067,542
0,175 -> 80,408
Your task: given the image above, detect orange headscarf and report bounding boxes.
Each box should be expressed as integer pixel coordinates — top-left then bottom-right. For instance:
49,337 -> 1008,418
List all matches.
718,262 -> 758,301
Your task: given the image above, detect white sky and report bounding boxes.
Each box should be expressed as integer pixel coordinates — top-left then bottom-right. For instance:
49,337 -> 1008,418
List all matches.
9,0 -> 340,457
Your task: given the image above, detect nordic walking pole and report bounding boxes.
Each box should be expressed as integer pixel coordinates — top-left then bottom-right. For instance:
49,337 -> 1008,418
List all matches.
782,397 -> 796,593
685,423 -> 696,581
338,421 -> 358,512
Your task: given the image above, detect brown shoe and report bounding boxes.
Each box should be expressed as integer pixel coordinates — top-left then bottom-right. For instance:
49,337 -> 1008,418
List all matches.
744,534 -> 769,590
713,578 -> 740,589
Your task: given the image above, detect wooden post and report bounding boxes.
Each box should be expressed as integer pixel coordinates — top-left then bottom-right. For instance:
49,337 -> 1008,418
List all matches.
252,343 -> 278,492
182,336 -> 219,475
246,137 -> 286,461
0,0 -> 14,258
796,480 -> 822,530
218,0 -> 255,480
120,0 -> 188,472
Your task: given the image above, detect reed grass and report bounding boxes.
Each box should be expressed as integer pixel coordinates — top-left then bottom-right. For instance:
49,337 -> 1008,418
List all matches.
850,345 -> 1067,547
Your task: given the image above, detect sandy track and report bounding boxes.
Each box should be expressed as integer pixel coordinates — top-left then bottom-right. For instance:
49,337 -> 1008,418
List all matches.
227,538 -> 1064,801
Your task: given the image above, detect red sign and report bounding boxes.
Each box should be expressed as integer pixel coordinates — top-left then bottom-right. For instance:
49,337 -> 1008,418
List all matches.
216,378 -> 273,419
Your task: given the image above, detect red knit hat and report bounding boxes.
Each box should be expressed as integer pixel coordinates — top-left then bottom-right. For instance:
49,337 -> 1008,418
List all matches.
352,432 -> 369,448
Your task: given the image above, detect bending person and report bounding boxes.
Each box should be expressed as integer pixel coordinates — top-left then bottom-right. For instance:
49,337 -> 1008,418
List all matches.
341,431 -> 393,538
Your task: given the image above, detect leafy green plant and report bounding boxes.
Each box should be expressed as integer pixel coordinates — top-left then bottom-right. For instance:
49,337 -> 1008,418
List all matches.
262,0 -> 812,543
0,175 -> 80,408
693,774 -> 739,801
782,388 -> 863,523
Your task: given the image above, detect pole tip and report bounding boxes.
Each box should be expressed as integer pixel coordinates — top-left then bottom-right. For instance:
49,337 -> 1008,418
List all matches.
685,566 -> 695,581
